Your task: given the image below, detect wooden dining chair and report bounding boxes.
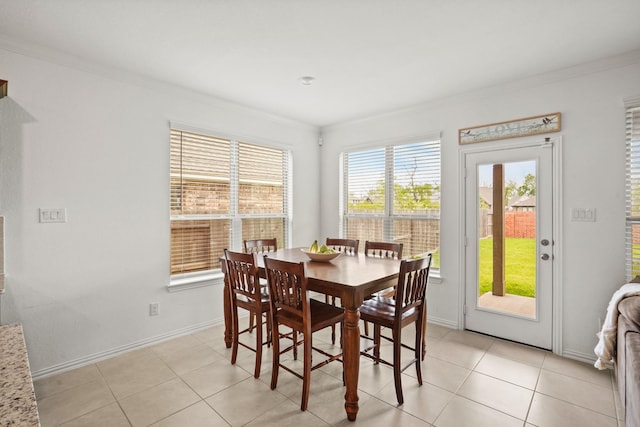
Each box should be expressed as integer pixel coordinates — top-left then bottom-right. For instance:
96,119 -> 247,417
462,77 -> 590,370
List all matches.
243,238 -> 277,254
359,254 -> 432,405
224,249 -> 271,379
242,238 -> 277,332
364,241 -> 403,299
360,241 -> 404,335
325,238 -> 359,343
264,256 -> 344,411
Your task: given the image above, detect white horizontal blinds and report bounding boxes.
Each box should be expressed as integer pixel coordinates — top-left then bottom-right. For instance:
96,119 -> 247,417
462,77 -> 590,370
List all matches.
170,129 -> 231,275
343,139 -> 441,268
170,130 -> 231,215
392,141 -> 440,214
0,216 -> 4,292
343,148 -> 386,247
170,219 -> 230,274
238,141 -> 288,244
238,141 -> 286,214
241,218 -> 285,246
392,140 -> 441,264
345,148 -> 386,215
625,106 -> 640,277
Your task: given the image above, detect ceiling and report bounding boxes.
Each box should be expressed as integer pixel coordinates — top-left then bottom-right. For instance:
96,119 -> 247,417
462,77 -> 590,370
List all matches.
1,0 -> 640,127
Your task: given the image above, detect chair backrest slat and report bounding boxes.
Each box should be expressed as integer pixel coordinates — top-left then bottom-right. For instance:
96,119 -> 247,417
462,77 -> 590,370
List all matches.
364,241 -> 403,259
244,238 -> 278,254
264,256 -> 308,318
394,255 -> 432,320
326,238 -> 359,255
224,249 -> 261,300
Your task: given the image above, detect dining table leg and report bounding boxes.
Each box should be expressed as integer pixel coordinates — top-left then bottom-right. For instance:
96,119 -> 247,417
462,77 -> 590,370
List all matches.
223,274 -> 233,348
343,306 -> 361,421
422,307 -> 427,360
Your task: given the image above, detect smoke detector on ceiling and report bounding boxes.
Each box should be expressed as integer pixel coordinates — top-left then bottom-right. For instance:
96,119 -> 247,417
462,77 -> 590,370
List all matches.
299,76 -> 316,86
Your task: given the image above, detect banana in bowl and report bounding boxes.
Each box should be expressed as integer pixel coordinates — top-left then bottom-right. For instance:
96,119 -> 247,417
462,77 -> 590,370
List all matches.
301,248 -> 341,262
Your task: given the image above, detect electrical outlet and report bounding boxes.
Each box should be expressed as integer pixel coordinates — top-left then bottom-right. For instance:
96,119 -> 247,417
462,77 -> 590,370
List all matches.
149,303 -> 159,316
39,208 -> 67,223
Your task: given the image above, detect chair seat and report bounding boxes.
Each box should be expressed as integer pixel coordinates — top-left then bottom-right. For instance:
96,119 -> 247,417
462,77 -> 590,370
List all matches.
236,292 -> 270,305
371,283 -> 396,299
236,300 -> 270,315
359,297 -> 419,328
276,299 -> 344,332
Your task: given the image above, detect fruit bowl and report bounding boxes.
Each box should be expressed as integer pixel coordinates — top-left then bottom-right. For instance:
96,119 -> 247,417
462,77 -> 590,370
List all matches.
301,248 -> 341,262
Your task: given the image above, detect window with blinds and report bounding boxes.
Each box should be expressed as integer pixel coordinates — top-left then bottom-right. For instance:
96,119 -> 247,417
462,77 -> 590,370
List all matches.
170,129 -> 289,276
626,104 -> 640,278
342,138 -> 441,269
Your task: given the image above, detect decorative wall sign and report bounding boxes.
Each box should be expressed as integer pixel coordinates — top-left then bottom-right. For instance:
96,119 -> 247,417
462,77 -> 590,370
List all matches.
459,112 -> 561,144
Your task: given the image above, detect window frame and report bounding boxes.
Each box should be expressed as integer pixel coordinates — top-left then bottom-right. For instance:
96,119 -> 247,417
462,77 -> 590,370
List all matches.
340,135 -> 441,275
169,126 -> 291,291
625,97 -> 640,280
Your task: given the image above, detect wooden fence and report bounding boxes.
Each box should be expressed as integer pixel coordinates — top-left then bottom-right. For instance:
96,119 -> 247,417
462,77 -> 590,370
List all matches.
480,210 -> 536,239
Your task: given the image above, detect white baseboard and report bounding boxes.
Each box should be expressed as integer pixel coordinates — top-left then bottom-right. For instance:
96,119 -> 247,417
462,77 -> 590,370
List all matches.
31,318 -> 224,380
427,315 -> 458,330
561,348 -> 597,365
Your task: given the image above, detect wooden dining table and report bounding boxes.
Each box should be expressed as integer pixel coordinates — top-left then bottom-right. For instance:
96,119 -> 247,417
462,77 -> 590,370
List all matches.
222,247 -> 401,421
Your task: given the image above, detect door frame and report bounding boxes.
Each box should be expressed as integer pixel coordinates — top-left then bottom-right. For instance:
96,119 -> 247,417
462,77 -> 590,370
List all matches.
458,135 -> 563,354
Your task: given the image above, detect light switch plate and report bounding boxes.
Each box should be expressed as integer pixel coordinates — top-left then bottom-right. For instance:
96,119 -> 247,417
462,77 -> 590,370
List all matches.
571,207 -> 596,222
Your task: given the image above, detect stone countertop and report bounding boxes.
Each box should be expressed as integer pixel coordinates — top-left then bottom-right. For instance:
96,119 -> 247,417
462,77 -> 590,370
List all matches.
0,324 -> 40,426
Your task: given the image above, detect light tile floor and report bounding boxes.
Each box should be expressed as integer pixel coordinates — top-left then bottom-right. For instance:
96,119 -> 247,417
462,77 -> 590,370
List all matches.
34,320 -> 620,427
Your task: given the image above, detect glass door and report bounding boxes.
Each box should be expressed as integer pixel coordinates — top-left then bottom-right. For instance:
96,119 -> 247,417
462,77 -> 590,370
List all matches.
464,143 -> 553,349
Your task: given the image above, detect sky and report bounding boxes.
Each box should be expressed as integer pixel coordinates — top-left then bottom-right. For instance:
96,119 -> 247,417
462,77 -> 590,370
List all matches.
478,160 -> 536,187
347,141 -> 441,198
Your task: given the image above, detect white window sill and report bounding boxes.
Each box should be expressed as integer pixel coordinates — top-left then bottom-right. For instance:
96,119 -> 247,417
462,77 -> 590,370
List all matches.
429,274 -> 443,285
168,271 -> 224,292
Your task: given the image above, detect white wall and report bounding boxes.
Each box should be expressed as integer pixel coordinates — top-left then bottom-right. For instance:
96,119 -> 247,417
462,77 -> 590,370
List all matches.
2,41 -> 639,375
0,45 -> 320,375
320,51 -> 640,361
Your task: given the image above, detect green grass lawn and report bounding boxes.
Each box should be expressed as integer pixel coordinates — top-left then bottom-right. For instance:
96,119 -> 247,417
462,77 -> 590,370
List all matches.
478,237 -> 536,297
430,251 -> 440,269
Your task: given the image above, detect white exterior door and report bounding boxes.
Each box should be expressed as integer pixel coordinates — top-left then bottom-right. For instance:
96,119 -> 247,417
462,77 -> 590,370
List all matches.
463,140 -> 555,349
